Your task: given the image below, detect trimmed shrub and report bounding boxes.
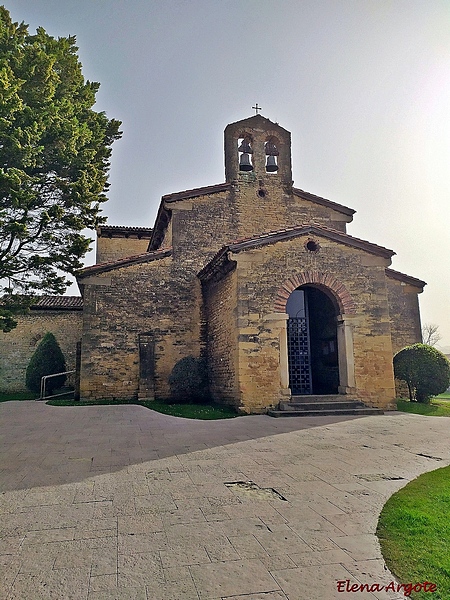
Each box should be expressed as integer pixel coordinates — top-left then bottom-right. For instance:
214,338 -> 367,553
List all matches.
168,356 -> 209,404
394,343 -> 450,403
26,332 -> 67,395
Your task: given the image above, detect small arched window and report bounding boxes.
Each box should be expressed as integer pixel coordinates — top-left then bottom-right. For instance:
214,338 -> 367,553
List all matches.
238,135 -> 253,171
265,137 -> 279,172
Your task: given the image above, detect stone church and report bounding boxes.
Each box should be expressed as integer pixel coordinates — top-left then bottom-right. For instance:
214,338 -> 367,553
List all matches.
1,114 -> 425,412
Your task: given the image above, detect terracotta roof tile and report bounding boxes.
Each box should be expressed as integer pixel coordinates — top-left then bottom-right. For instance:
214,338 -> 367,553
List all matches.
228,223 -> 395,257
162,183 -> 230,203
199,224 -> 395,282
97,225 -> 153,239
385,268 -> 426,289
30,296 -> 83,310
293,188 -> 355,216
77,247 -> 172,278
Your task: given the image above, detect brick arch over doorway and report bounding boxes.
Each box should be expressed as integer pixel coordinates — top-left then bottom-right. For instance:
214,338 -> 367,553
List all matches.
273,271 -> 357,314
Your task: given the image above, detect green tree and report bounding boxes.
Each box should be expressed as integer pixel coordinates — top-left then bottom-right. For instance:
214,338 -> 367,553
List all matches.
26,332 -> 67,395
394,343 -> 450,403
0,7 -> 121,330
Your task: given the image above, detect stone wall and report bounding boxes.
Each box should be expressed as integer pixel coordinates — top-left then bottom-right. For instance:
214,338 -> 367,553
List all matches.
386,276 -> 423,398
163,188 -> 353,410
231,178 -> 350,241
203,267 -> 240,406
169,194 -> 235,265
227,235 -> 396,411
80,256 -> 169,399
162,189 -> 350,268
79,253 -> 206,400
0,310 -> 82,392
96,236 -> 150,264
386,277 -> 423,354
83,210 -> 400,409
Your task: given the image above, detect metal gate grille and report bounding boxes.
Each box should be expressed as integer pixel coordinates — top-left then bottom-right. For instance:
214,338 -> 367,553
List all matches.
287,317 -> 312,394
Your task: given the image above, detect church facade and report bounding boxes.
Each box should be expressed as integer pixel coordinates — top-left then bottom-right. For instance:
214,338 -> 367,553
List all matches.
1,114 -> 425,412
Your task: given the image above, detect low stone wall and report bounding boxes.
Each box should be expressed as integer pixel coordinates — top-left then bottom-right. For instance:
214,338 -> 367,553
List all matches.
0,309 -> 83,392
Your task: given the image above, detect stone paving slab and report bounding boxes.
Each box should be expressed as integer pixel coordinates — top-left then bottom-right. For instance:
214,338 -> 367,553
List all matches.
1,401 -> 450,599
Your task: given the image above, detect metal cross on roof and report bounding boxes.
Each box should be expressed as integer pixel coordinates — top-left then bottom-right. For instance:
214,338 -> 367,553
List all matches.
252,103 -> 262,115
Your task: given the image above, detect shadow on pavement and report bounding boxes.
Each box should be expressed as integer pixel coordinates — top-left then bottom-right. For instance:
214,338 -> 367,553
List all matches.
0,401 -> 363,492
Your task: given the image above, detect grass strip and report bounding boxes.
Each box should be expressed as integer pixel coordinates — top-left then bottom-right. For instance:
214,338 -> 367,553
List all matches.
377,466 -> 450,599
45,397 -> 239,419
397,398 -> 450,417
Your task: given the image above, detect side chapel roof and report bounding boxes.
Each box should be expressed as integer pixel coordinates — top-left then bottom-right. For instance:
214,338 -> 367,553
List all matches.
30,296 -> 84,310
77,247 -> 172,278
97,225 -> 153,239
292,188 -> 355,217
385,268 -> 426,290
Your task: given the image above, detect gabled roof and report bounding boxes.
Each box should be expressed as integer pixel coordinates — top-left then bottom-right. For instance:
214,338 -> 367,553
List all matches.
77,247 -> 172,278
97,225 -> 153,239
148,181 -> 355,252
225,114 -> 290,134
149,183 -> 231,251
30,296 -> 83,311
162,182 -> 230,203
198,224 -> 395,282
230,224 -> 394,256
386,268 -> 426,290
293,188 -> 355,217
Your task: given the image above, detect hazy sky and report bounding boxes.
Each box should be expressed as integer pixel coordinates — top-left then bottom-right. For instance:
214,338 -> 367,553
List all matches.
9,0 -> 450,348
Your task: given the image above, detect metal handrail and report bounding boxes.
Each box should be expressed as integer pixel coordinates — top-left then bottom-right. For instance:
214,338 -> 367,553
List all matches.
38,370 -> 75,400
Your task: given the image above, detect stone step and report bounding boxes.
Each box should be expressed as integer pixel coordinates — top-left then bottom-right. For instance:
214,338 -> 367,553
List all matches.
279,400 -> 366,411
269,395 -> 384,417
268,407 -> 384,418
290,395 -> 351,403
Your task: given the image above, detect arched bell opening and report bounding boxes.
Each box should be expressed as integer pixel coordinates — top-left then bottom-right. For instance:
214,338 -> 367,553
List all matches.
265,136 -> 279,173
286,285 -> 340,395
238,135 -> 254,172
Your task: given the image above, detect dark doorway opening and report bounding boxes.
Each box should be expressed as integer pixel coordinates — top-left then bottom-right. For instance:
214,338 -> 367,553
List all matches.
287,286 -> 339,395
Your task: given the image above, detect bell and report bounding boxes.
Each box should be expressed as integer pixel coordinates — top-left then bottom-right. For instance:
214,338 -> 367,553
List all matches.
239,153 -> 253,171
238,139 -> 252,154
266,155 -> 278,172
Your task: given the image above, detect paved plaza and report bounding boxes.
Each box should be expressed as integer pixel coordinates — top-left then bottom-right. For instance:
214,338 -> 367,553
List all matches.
1,401 -> 449,599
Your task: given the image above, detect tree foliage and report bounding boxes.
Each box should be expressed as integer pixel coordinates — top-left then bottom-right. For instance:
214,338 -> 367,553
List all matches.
168,356 -> 209,404
25,332 -> 67,395
0,7 -> 121,330
393,343 -> 450,403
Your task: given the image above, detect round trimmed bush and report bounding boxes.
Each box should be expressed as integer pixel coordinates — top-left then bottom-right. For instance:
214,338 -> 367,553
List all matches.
394,343 -> 450,403
168,356 -> 209,404
26,332 -> 67,395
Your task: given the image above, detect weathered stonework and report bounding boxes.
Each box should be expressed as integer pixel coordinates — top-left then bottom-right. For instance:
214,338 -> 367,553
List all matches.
386,271 -> 423,354
96,225 -> 153,263
3,114 -> 426,411
199,229 -> 401,412
0,301 -> 82,392
385,270 -> 424,398
203,268 -> 240,406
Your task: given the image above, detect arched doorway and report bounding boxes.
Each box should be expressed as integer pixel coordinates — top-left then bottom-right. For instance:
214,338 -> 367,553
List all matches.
286,286 -> 339,395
